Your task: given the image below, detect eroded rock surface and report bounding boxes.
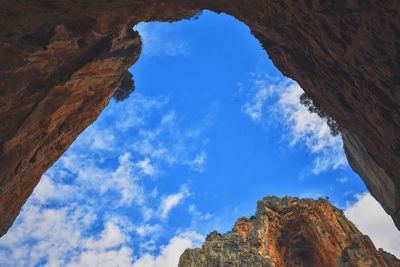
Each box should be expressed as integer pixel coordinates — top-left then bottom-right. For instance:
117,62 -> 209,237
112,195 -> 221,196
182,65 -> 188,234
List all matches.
179,196 -> 400,267
0,0 -> 400,235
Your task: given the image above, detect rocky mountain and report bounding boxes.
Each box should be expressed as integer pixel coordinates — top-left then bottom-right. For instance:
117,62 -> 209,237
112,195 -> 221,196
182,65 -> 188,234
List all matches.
0,1 -> 400,236
179,196 -> 400,267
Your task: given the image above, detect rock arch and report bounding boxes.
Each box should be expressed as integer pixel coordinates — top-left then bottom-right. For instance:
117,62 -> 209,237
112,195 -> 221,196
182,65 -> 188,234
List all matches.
0,0 -> 399,236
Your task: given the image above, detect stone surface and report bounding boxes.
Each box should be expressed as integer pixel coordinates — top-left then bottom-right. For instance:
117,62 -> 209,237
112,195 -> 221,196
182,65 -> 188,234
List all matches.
179,196 -> 400,267
0,0 -> 400,236
342,130 -> 400,229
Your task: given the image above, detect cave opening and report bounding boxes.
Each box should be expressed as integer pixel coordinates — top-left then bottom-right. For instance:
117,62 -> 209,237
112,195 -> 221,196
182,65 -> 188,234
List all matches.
0,10 -> 399,266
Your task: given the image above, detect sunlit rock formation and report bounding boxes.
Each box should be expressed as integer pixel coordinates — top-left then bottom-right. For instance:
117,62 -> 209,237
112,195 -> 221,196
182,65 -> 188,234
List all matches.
179,196 -> 400,267
0,0 -> 399,236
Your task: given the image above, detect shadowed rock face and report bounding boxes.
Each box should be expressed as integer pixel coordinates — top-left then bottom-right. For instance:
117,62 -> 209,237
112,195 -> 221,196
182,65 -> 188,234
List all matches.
179,196 -> 400,267
0,0 -> 400,236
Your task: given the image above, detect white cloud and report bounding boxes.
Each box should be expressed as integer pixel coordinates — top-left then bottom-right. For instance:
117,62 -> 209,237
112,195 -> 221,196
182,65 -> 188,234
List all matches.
84,221 -> 127,250
132,109 -> 209,169
241,76 -> 346,174
68,222 -> 134,267
159,186 -> 190,220
241,78 -> 282,122
0,204 -> 96,267
337,176 -> 348,184
113,94 -> 168,132
345,192 -> 400,257
0,200 -> 137,267
311,149 -> 346,174
75,125 -> 116,152
185,151 -> 207,173
161,111 -> 176,125
60,151 -> 146,208
132,231 -> 203,267
91,128 -> 115,150
0,197 -> 202,267
276,83 -> 346,173
137,158 -> 157,176
68,247 -> 134,267
136,224 -> 162,237
31,174 -> 76,204
278,84 -> 333,152
188,204 -> 212,221
102,153 -> 145,206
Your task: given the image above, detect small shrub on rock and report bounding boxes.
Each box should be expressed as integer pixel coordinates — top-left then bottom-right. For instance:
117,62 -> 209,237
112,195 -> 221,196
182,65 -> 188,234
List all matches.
300,92 -> 340,136
113,71 -> 135,102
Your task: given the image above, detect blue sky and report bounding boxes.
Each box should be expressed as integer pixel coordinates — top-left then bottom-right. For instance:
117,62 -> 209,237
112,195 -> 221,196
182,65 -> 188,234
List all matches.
1,11 -> 399,266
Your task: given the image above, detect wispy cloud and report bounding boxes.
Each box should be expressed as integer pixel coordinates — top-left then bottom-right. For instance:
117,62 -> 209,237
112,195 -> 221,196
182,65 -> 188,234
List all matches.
31,174 -> 77,204
103,152 -> 146,206
277,83 -> 346,173
113,94 -> 168,132
132,110 -> 209,169
184,151 -> 207,173
136,224 -> 162,238
0,203 -> 97,266
87,127 -> 115,151
241,73 -> 346,174
68,221 -> 134,267
241,75 -> 286,123
159,186 -> 190,220
188,204 -> 212,221
337,176 -> 348,184
345,192 -> 400,257
137,158 -> 157,176
58,151 -> 146,208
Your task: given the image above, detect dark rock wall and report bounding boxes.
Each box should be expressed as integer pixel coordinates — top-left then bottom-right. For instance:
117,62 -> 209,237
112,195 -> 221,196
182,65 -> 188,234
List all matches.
0,0 -> 399,236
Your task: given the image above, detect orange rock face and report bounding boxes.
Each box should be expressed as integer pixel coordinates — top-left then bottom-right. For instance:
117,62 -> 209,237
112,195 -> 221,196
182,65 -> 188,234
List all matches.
179,197 -> 400,267
1,0 -> 400,237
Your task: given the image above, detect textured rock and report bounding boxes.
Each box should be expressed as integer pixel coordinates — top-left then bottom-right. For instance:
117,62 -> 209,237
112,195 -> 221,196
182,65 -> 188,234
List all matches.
179,196 -> 400,267
342,130 -> 400,229
0,1 -> 400,236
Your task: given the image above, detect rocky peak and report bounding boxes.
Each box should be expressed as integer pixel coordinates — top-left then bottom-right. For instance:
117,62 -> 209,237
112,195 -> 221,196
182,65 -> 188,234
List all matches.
179,196 -> 400,267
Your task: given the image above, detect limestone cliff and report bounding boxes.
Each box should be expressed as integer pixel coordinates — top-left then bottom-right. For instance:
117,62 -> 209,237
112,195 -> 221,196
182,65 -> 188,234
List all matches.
179,196 -> 400,267
0,1 -> 400,236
